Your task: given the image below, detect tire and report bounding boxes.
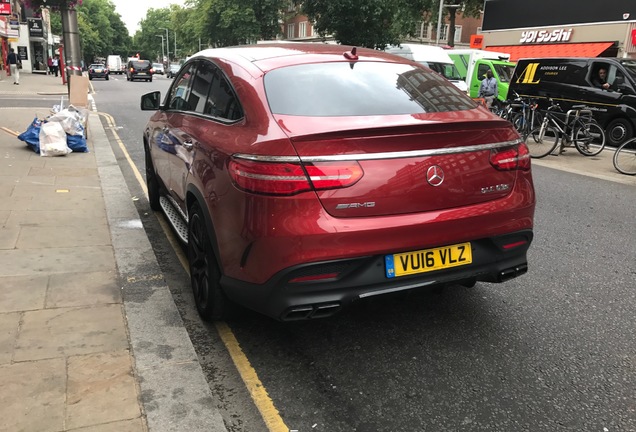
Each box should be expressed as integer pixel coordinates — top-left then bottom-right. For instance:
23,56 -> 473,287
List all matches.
613,137 -> 636,175
144,147 -> 161,211
574,121 -> 605,156
525,125 -> 559,158
188,202 -> 228,321
606,118 -> 634,147
511,113 -> 527,137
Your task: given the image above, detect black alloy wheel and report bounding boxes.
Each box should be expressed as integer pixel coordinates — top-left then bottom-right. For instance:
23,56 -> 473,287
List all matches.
188,202 -> 227,321
144,147 -> 160,211
606,118 -> 634,147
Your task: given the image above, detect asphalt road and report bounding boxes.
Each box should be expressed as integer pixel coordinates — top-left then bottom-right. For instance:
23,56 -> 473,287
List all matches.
91,76 -> 636,432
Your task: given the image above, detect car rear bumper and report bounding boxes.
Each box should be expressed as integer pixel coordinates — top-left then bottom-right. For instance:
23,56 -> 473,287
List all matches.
221,229 -> 532,321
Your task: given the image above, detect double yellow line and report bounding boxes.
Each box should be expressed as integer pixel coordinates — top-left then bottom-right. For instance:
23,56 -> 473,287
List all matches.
99,112 -> 290,432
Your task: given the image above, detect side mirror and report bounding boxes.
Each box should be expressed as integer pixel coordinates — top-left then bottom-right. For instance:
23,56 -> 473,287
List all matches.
141,91 -> 161,111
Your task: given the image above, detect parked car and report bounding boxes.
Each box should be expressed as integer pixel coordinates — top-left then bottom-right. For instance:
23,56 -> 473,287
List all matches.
127,59 -> 153,82
88,63 -> 109,80
152,63 -> 164,75
166,63 -> 180,78
140,43 -> 535,322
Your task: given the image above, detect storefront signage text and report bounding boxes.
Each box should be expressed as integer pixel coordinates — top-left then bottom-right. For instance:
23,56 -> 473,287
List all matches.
0,2 -> 12,15
520,28 -> 573,44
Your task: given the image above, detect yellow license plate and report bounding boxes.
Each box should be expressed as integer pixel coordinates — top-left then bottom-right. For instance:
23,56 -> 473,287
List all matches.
385,242 -> 472,278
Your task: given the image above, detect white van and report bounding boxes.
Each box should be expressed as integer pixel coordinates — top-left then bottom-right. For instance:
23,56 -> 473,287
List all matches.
384,44 -> 468,92
107,55 -> 124,75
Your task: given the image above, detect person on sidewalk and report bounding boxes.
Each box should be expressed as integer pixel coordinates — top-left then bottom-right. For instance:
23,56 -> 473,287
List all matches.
47,56 -> 54,75
8,48 -> 21,85
52,56 -> 59,77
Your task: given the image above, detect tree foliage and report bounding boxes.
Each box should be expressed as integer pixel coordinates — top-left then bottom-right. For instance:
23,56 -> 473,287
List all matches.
300,0 -> 432,49
187,0 -> 286,48
435,0 -> 483,47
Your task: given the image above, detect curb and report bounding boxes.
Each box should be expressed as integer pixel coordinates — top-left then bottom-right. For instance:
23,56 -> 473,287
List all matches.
89,113 -> 228,432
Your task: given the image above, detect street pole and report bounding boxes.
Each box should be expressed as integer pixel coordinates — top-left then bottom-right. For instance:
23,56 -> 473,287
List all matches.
160,28 -> 169,60
436,0 -> 444,46
60,4 -> 82,93
174,31 -> 177,58
156,35 -> 165,63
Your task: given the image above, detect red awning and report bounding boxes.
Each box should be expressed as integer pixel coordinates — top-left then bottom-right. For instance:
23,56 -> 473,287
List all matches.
484,42 -> 615,62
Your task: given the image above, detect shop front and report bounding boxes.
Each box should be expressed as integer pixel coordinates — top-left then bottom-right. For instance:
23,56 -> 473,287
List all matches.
27,17 -> 47,73
480,0 -> 636,61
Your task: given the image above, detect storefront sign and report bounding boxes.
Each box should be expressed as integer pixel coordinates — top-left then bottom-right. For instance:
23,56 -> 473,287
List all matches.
28,18 -> 44,38
18,46 -> 28,61
470,34 -> 484,49
0,2 -> 11,15
520,28 -> 573,44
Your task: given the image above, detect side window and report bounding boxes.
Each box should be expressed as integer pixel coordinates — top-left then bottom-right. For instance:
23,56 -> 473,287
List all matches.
204,68 -> 243,121
166,62 -> 197,111
189,61 -> 215,114
477,64 -> 490,81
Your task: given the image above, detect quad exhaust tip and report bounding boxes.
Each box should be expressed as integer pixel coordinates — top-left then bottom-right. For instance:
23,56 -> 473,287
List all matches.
281,303 -> 342,321
498,263 -> 528,282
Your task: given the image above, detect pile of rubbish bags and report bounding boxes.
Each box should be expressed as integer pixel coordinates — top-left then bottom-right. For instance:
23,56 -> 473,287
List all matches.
18,104 -> 89,157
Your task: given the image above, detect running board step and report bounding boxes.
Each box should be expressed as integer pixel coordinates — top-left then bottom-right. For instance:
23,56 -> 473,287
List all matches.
159,196 -> 189,243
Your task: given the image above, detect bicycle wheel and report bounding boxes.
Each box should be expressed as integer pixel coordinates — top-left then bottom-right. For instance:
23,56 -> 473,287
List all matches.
574,121 -> 606,156
613,137 -> 636,175
525,125 -> 559,158
511,113 -> 528,137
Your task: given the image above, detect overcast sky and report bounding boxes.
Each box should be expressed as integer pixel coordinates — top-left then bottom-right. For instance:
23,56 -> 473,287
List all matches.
110,0 -> 186,35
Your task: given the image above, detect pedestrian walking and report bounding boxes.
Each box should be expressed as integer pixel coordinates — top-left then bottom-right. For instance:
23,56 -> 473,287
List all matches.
52,56 -> 59,77
7,48 -> 21,85
47,56 -> 54,75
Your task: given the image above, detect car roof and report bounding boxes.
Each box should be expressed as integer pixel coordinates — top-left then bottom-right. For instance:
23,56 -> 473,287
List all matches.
191,43 -> 405,74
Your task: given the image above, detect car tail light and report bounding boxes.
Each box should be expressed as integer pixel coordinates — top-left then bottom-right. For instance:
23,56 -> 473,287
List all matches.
490,143 -> 531,171
228,158 -> 363,196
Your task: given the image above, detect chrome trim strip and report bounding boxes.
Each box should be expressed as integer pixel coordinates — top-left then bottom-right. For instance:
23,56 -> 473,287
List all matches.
358,281 -> 436,299
234,140 -> 521,163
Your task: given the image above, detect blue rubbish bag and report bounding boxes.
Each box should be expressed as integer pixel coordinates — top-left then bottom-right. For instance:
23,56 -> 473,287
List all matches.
66,133 -> 88,153
17,117 -> 42,153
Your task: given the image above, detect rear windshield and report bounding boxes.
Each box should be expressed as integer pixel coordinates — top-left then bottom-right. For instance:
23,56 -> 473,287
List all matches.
132,61 -> 150,68
264,62 -> 476,116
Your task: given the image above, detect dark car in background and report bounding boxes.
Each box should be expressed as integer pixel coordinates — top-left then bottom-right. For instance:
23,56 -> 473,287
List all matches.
127,59 -> 153,82
140,43 -> 535,322
88,63 -> 109,80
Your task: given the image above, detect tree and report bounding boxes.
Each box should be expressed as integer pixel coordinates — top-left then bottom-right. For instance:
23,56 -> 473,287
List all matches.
135,7 -> 173,61
188,0 -> 286,47
299,0 -> 432,49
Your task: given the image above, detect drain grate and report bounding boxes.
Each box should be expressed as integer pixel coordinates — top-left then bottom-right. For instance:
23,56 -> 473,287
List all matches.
159,196 -> 189,243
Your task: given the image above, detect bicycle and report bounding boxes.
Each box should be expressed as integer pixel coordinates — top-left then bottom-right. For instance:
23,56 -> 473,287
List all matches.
510,97 -> 542,140
525,99 -> 606,159
613,137 -> 636,175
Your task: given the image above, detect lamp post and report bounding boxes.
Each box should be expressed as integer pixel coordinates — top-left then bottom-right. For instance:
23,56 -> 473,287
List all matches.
156,35 -> 165,63
159,27 -> 169,60
435,1 -> 461,46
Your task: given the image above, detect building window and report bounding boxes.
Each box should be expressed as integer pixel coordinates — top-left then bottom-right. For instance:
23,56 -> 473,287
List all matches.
440,25 -> 462,43
311,24 -> 318,37
413,21 -> 431,39
299,21 -> 307,38
287,23 -> 295,39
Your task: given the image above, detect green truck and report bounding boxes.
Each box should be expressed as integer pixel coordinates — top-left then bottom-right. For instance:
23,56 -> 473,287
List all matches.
447,49 -> 516,102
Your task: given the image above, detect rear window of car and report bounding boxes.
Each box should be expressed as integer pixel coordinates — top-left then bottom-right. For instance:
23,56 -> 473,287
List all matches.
90,64 -> 104,68
263,61 -> 476,116
132,61 -> 150,68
